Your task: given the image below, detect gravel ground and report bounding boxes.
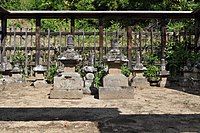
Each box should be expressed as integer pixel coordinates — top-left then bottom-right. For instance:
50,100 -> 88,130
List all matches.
0,83 -> 199,133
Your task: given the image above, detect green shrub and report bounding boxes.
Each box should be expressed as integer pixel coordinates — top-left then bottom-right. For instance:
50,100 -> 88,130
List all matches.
121,64 -> 131,77
46,65 -> 58,84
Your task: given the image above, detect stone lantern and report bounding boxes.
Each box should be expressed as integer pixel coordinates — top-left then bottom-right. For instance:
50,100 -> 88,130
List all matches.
50,35 -> 83,99
99,39 -> 134,99
33,64 -> 47,88
11,64 -> 23,82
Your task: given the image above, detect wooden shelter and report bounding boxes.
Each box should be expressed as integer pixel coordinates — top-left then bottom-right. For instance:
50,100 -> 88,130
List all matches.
0,7 -> 199,66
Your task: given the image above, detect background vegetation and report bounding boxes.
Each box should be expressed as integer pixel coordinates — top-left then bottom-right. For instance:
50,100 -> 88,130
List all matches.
1,0 -> 200,31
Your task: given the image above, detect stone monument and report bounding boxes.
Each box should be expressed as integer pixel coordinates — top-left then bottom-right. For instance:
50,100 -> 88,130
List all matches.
131,51 -> 148,88
159,58 -> 170,87
99,39 -> 134,99
50,35 -> 83,99
82,52 -> 97,94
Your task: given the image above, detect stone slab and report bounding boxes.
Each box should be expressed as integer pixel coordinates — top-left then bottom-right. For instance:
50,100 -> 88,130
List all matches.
132,73 -> 149,89
49,89 -> 83,99
54,72 -> 83,90
34,80 -> 48,88
99,86 -> 134,100
103,74 -> 128,87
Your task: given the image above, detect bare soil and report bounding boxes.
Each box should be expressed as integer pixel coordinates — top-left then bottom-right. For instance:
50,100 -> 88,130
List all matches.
0,83 -> 199,133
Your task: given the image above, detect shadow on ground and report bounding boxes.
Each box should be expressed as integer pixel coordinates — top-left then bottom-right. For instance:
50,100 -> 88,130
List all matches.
0,108 -> 200,132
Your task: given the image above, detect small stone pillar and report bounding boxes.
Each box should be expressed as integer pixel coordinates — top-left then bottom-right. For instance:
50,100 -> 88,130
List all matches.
132,51 -> 148,89
50,35 -> 83,99
11,64 -> 23,82
33,65 -> 47,88
99,39 -> 134,99
82,53 -> 97,94
159,59 -> 170,88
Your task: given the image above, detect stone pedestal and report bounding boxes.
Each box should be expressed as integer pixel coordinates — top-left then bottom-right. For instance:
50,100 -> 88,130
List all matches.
159,59 -> 170,88
50,71 -> 83,99
132,71 -> 149,89
83,73 -> 95,94
99,39 -> 134,99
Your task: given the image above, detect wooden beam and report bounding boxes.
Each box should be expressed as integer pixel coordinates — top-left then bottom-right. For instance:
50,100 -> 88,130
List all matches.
127,26 -> 132,68
99,18 -> 104,61
70,17 -> 75,36
161,19 -> 167,59
194,18 -> 200,50
35,18 -> 41,66
0,16 -> 7,61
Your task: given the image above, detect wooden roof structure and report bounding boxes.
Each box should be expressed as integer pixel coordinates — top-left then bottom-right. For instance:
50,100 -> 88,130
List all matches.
0,7 -> 199,19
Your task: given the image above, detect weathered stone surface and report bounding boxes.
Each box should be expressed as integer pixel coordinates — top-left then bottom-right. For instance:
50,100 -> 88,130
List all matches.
132,73 -> 149,89
34,80 -> 48,88
160,77 -> 170,88
49,89 -> 83,99
85,73 -> 94,80
54,73 -> 83,90
83,79 -> 93,94
108,68 -> 121,74
12,73 -> 23,82
103,74 -> 128,87
35,73 -> 44,80
99,86 -> 134,99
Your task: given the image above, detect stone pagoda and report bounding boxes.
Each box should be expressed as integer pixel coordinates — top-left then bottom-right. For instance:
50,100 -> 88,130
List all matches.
99,39 -> 134,99
50,35 -> 83,99
132,51 -> 148,88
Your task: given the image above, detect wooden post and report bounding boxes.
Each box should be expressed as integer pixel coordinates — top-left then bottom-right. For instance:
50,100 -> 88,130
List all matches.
1,16 -> 7,61
24,28 -> 28,76
194,18 -> 200,50
35,18 -> 41,66
127,26 -> 132,68
70,18 -> 75,36
99,18 -> 104,61
47,29 -> 51,69
161,18 -> 167,59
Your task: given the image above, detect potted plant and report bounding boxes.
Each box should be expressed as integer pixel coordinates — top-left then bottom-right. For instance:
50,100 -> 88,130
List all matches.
144,65 -> 160,86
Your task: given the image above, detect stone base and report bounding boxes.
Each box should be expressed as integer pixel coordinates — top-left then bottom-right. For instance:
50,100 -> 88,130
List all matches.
34,80 -> 48,88
103,74 -> 128,87
49,89 -> 83,99
132,73 -> 149,89
99,86 -> 134,100
160,77 -> 170,88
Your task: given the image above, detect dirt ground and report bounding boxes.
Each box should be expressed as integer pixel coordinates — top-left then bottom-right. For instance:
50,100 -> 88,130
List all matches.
0,83 -> 199,133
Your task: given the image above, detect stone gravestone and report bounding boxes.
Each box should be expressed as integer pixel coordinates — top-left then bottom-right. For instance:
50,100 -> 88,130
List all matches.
132,51 -> 148,89
82,52 -> 97,94
159,58 -> 170,87
50,35 -> 83,99
99,39 -> 134,99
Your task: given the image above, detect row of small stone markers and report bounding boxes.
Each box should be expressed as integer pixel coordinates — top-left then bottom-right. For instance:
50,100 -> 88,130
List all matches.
48,36 -> 170,100
0,35 -> 172,99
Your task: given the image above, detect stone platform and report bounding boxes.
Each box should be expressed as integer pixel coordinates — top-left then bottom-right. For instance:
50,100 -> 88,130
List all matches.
99,86 -> 134,100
